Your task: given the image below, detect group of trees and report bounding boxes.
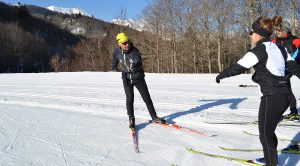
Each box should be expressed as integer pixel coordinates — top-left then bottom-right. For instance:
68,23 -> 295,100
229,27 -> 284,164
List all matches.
136,0 -> 300,73
0,3 -> 81,73
0,0 -> 299,73
0,21 -> 48,72
0,4 -> 48,72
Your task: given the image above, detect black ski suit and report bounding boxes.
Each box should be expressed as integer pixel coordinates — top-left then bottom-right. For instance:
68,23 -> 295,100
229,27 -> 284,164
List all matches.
216,38 -> 300,166
112,43 -> 158,120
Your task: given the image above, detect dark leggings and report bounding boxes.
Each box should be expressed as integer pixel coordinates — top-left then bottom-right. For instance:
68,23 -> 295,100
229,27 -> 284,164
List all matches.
287,80 -> 298,114
123,78 -> 157,120
258,94 -> 289,166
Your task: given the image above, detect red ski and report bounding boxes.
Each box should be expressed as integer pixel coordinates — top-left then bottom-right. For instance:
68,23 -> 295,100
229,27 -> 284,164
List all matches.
150,121 -> 216,137
131,127 -> 139,153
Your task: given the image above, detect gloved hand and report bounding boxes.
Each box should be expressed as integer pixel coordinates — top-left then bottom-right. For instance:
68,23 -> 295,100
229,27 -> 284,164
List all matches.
293,39 -> 300,48
216,75 -> 221,84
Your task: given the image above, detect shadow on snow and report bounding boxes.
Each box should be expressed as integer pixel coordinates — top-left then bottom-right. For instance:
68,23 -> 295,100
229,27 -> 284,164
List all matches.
134,98 -> 247,141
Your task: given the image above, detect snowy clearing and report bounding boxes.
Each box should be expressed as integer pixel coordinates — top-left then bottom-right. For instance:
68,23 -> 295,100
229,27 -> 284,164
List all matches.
0,72 -> 299,166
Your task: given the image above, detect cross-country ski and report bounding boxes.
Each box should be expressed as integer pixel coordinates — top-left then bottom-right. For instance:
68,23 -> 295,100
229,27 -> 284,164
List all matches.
242,130 -> 300,144
186,148 -> 263,166
219,146 -> 300,154
131,127 -> 139,153
149,120 -> 217,137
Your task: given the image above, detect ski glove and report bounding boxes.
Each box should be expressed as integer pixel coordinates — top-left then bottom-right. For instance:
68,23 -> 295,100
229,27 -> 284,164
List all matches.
216,75 -> 221,83
293,39 -> 300,48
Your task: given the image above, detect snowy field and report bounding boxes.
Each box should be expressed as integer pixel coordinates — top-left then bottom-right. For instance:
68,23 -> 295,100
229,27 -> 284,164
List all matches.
0,72 -> 299,166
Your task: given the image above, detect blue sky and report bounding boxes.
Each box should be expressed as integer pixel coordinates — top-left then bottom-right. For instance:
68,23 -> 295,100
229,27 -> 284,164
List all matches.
2,0 -> 150,22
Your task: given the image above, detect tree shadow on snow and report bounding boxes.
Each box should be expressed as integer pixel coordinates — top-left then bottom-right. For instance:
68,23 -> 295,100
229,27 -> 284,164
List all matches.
135,98 -> 247,131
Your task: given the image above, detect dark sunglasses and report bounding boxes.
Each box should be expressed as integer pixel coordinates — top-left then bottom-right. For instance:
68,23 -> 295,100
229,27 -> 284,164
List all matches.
249,30 -> 254,36
122,41 -> 129,45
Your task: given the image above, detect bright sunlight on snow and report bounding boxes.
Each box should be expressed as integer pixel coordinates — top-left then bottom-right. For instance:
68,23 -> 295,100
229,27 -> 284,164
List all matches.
0,72 -> 299,166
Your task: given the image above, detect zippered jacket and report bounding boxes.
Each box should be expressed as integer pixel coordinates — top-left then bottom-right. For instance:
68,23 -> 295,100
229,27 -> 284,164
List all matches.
112,43 -> 145,80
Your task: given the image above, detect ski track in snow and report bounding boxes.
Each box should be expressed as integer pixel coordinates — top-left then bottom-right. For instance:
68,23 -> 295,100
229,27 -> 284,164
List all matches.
0,72 -> 299,166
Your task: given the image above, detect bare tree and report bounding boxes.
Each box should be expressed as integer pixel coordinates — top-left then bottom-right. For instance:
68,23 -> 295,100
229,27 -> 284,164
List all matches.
291,0 -> 296,35
50,53 -> 60,72
184,0 -> 200,73
142,2 -> 165,73
74,39 -> 99,71
166,0 -> 177,73
247,0 -> 257,49
202,0 -> 212,73
114,6 -> 128,32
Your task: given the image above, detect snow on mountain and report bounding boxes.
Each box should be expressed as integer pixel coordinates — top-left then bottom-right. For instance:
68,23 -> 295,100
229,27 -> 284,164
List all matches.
47,5 -> 91,17
111,19 -> 147,31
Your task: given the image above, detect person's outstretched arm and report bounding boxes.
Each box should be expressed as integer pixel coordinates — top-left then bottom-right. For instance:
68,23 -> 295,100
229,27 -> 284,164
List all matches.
216,52 -> 258,83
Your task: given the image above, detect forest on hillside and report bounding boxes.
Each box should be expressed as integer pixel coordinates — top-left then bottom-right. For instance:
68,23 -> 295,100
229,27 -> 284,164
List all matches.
0,0 -> 299,73
0,2 -> 138,73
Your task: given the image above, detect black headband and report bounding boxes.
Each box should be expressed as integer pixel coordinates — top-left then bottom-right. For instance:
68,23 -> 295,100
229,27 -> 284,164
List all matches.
252,21 -> 272,37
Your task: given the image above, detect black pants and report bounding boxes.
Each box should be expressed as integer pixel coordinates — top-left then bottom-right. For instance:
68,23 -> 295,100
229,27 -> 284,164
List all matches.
287,80 -> 298,114
123,78 -> 157,120
258,94 -> 289,166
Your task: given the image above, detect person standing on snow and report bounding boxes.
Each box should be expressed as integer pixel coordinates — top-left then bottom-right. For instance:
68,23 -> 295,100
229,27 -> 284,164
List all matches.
112,32 -> 166,129
271,16 -> 300,120
215,17 -> 300,166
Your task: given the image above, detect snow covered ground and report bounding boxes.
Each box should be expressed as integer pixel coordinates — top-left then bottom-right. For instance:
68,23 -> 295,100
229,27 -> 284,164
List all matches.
0,72 -> 299,166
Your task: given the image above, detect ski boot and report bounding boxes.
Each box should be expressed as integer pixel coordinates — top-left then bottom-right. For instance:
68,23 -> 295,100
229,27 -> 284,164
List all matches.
129,116 -> 135,129
283,144 -> 300,151
152,117 -> 166,124
253,158 -> 266,165
283,112 -> 299,121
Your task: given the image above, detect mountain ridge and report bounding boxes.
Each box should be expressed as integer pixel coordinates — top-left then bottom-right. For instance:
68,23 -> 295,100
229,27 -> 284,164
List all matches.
47,5 -> 91,17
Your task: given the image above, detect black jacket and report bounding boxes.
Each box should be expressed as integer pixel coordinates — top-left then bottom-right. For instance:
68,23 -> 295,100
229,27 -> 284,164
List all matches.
218,38 -> 300,96
112,43 -> 145,81
273,33 -> 300,63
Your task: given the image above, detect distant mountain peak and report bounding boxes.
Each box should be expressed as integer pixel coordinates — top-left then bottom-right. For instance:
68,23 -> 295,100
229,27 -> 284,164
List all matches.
111,19 -> 147,31
47,5 -> 91,17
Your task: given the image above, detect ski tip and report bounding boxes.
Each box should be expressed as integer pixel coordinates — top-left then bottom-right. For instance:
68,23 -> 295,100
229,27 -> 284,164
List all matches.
186,147 -> 194,152
238,84 -> 250,87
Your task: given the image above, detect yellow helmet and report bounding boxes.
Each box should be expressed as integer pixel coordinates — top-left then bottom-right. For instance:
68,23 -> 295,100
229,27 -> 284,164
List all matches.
116,32 -> 129,45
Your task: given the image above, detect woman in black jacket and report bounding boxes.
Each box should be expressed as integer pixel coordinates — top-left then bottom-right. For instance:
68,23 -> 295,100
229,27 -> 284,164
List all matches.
112,32 -> 166,129
216,17 -> 300,166
271,16 -> 300,120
